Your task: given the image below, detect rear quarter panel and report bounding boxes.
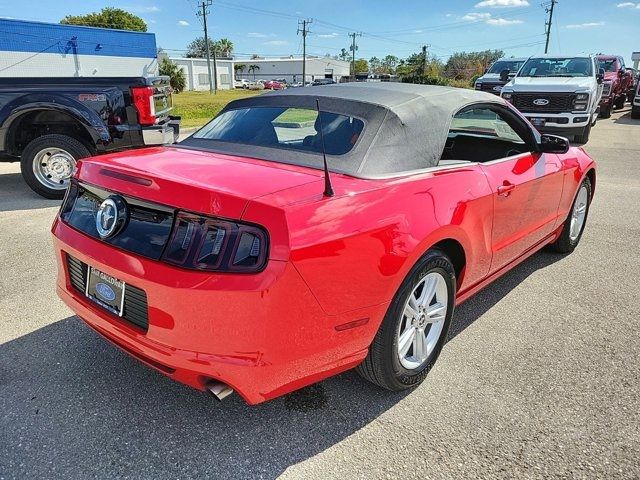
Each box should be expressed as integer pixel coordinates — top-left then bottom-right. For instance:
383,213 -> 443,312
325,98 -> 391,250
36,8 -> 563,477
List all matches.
258,165 -> 495,316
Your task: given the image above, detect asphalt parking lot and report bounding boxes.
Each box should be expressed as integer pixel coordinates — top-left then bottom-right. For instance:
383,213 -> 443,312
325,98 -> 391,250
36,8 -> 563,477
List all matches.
1,107 -> 639,479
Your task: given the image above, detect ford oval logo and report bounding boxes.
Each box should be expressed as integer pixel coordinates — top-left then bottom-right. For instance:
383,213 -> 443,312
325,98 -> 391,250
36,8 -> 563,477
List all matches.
95,282 -> 116,301
492,85 -> 502,92
533,98 -> 550,106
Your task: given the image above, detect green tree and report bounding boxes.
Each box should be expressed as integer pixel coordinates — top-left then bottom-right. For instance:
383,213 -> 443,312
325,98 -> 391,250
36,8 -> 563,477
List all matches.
60,7 -> 147,32
338,48 -> 350,61
248,64 -> 260,80
369,57 -> 382,74
444,50 -> 504,80
354,58 -> 369,74
381,55 -> 399,74
159,58 -> 186,93
234,63 -> 246,78
186,37 -> 234,58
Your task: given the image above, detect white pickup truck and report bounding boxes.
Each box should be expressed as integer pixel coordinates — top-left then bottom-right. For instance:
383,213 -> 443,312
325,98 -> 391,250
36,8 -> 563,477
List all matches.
501,55 -> 604,143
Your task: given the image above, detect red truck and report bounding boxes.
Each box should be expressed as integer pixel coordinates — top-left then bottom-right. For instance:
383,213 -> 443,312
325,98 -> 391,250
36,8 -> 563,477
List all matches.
597,55 -> 634,118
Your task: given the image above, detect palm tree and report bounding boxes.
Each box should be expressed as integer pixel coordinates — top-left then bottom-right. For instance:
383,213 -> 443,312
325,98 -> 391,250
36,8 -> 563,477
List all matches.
234,63 -> 246,79
248,64 -> 260,80
215,38 -> 234,58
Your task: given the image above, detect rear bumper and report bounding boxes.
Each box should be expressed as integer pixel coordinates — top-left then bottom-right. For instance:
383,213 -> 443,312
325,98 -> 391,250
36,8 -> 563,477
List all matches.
142,117 -> 180,145
52,219 -> 379,404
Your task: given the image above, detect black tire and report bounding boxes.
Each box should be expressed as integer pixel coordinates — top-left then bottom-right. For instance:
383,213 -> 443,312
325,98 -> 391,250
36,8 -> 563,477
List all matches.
599,104 -> 611,119
20,134 -> 90,199
614,94 -> 626,110
632,106 -> 640,119
549,176 -> 592,254
573,123 -> 591,144
356,249 -> 456,391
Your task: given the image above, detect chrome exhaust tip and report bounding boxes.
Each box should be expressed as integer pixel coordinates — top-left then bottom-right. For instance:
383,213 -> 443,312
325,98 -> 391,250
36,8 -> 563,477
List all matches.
206,380 -> 234,401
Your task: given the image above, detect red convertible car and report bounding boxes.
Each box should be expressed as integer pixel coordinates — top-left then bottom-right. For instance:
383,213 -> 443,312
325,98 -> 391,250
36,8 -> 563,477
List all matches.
53,83 -> 596,404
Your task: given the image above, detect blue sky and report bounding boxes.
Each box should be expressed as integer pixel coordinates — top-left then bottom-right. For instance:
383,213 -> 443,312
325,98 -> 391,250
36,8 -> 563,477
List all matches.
1,0 -> 638,64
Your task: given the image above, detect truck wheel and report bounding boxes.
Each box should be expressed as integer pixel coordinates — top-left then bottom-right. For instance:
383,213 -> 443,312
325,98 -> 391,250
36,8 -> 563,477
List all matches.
20,134 -> 90,199
632,106 -> 640,119
599,104 -> 611,119
614,95 -> 626,110
574,123 -> 591,144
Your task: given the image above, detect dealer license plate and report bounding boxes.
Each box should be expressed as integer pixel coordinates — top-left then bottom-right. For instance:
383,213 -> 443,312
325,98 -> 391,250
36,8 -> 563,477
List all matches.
86,266 -> 125,316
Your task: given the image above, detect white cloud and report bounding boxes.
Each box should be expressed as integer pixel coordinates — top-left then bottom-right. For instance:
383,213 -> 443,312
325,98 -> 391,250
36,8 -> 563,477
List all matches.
462,12 -> 492,21
247,32 -> 275,38
177,20 -> 190,26
475,0 -> 529,7
616,2 -> 638,6
445,13 -> 453,17
316,32 -> 340,38
462,11 -> 523,25
127,5 -> 160,13
263,40 -> 289,46
487,17 -> 524,25
412,29 -> 424,33
565,21 -> 605,28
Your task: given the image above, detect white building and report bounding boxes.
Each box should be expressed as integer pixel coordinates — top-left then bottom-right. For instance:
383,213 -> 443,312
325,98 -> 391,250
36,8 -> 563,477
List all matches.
234,57 -> 350,84
169,57 -> 235,91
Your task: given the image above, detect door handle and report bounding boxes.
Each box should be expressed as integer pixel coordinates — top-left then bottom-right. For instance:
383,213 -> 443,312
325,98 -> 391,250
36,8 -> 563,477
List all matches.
497,182 -> 515,197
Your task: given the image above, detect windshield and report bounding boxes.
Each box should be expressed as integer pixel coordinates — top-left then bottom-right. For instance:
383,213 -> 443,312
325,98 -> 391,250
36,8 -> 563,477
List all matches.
192,107 -> 364,156
518,57 -> 593,78
488,60 -> 525,74
598,59 -> 617,72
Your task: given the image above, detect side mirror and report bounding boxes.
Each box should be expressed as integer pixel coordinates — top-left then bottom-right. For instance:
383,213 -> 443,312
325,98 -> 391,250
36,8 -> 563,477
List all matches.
500,69 -> 510,82
539,134 -> 570,154
596,68 -> 605,84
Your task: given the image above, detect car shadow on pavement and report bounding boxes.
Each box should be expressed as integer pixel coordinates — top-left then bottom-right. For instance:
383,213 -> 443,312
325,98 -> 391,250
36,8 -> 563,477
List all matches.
613,111 -> 639,126
0,251 -> 563,479
0,172 -> 61,212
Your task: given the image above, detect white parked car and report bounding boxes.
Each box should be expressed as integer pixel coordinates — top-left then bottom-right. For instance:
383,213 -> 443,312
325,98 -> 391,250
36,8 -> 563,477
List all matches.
234,79 -> 250,89
501,55 -> 604,144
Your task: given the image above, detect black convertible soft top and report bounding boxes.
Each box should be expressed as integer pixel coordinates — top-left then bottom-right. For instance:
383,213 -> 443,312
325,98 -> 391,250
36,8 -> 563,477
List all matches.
179,82 -> 506,177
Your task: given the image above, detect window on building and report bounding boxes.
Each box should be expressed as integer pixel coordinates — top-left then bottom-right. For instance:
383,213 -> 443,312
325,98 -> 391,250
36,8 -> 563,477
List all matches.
220,74 -> 230,85
198,73 -> 210,86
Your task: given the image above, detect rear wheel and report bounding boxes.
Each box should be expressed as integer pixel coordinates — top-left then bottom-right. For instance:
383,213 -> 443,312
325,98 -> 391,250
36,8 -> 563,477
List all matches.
357,249 -> 456,391
573,123 -> 591,144
20,134 -> 90,199
549,176 -> 592,254
599,104 -> 611,119
614,94 -> 626,110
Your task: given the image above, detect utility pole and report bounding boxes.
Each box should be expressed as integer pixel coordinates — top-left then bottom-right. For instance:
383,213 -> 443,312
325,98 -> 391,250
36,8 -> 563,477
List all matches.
349,32 -> 361,80
297,19 -> 312,86
197,0 -> 216,94
544,0 -> 557,55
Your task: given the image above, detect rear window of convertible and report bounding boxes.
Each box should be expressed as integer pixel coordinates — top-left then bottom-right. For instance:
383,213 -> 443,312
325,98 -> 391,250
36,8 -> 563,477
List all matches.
192,107 -> 365,156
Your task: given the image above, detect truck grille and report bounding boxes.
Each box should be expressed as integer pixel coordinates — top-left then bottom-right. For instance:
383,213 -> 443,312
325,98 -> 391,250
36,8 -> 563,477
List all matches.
480,82 -> 504,94
512,93 -> 575,113
66,254 -> 149,331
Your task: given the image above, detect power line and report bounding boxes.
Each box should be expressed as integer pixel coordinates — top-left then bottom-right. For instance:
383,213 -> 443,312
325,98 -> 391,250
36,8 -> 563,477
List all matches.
349,32 -> 361,76
544,0 -> 557,54
196,0 -> 216,94
297,19 -> 312,84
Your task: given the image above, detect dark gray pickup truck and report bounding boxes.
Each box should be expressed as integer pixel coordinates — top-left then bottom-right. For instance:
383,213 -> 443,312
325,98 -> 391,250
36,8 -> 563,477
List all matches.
0,76 -> 179,198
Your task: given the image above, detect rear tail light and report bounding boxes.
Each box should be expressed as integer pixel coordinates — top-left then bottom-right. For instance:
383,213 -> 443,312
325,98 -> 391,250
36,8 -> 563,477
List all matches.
161,212 -> 268,273
131,86 -> 156,126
